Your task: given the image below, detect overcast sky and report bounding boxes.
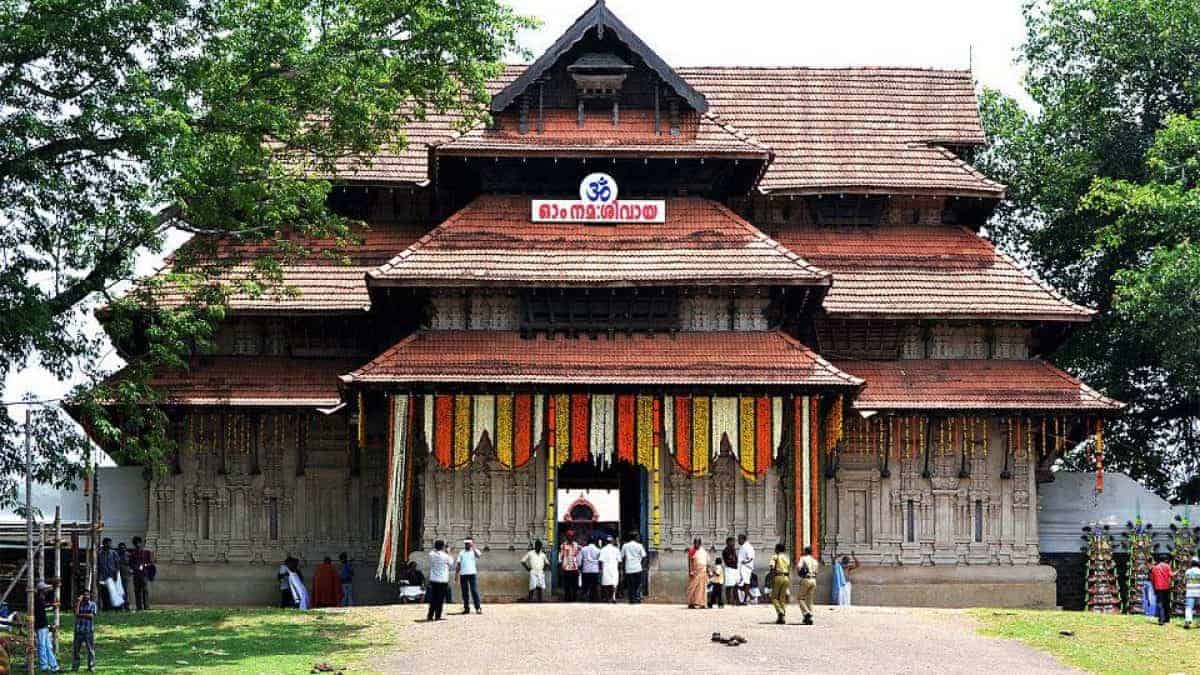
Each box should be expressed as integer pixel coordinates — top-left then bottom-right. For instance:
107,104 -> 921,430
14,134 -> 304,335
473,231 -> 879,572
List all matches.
6,0 -> 1035,421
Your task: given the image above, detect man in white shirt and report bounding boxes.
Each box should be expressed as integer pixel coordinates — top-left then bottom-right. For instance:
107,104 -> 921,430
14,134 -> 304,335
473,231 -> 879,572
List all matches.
426,540 -> 453,621
578,537 -> 602,602
737,534 -> 755,605
598,536 -> 622,603
456,538 -> 484,614
521,540 -> 550,603
620,531 -> 648,604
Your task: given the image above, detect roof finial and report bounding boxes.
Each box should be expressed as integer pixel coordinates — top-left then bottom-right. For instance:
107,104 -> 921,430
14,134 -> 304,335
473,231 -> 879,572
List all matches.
596,0 -> 605,39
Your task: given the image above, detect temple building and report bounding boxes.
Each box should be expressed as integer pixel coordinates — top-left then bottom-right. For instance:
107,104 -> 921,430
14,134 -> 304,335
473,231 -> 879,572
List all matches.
94,1 -> 1122,606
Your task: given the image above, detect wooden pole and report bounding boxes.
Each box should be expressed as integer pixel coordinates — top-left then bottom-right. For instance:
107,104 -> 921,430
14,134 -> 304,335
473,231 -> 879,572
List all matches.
24,409 -> 34,675
53,507 -> 61,649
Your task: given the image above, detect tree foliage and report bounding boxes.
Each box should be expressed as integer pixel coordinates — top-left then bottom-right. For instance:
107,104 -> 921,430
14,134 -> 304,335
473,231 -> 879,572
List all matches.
0,0 -> 531,506
978,0 -> 1200,496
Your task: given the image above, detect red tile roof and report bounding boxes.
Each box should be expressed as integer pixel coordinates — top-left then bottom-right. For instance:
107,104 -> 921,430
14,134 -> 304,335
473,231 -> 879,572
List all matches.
344,330 -> 862,387
436,109 -> 771,159
142,222 -> 428,313
835,359 -> 1123,411
369,195 -> 828,287
774,225 -> 1094,321
332,66 -> 1000,196
106,357 -> 359,407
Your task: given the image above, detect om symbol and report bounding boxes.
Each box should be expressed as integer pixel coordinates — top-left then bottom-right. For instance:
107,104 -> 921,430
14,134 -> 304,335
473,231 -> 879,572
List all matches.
579,172 -> 618,204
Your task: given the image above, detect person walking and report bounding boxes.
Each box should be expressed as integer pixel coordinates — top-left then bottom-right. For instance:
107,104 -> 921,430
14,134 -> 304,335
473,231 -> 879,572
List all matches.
277,556 -> 296,608
338,552 -> 355,606
796,545 -> 820,625
426,540 -> 452,621
130,536 -> 154,611
559,532 -> 581,602
686,537 -> 708,609
736,534 -> 755,605
456,539 -> 483,615
311,556 -> 343,608
833,552 -> 859,606
1151,554 -> 1174,625
578,537 -> 602,603
34,582 -> 58,673
620,531 -> 647,604
599,536 -> 621,603
1185,558 -> 1200,629
521,540 -> 550,602
71,590 -> 97,672
96,539 -> 119,612
721,537 -> 739,607
768,543 -> 791,624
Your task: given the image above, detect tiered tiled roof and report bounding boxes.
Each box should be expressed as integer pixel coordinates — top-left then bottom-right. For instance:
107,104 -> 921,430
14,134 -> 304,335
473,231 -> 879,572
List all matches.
343,330 -> 862,387
774,225 -> 1094,321
332,66 -> 998,197
106,357 -> 359,407
369,195 -> 828,287
144,222 -> 427,313
436,109 -> 771,159
835,359 -> 1123,411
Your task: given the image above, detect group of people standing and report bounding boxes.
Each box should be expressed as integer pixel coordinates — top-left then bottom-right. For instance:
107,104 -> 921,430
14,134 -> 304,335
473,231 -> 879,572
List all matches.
557,530 -> 648,604
277,552 -> 355,610
1149,554 -> 1200,627
688,534 -> 757,609
96,536 -> 154,612
424,538 -> 485,621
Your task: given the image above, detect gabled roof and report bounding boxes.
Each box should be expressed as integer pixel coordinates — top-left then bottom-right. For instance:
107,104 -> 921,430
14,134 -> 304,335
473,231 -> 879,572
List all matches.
774,225 -> 1094,321
332,66 -> 998,196
435,109 -> 771,159
368,195 -> 829,287
491,1 -> 707,114
135,222 -> 428,314
835,359 -> 1123,412
343,330 -> 862,387
102,357 -> 359,407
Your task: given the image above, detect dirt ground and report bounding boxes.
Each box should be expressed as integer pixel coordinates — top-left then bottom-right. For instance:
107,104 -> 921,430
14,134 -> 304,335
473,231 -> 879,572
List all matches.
369,602 -> 1077,674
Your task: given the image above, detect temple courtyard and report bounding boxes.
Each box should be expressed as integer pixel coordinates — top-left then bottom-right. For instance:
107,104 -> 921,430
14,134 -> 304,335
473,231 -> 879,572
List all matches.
45,604 -> 1200,673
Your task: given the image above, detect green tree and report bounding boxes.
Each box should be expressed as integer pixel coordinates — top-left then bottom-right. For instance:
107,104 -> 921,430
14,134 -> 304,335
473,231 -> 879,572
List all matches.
977,0 -> 1200,496
0,0 -> 532,505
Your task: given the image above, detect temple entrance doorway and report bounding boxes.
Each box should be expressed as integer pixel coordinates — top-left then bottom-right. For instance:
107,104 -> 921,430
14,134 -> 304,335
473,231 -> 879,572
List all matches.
556,461 -> 645,545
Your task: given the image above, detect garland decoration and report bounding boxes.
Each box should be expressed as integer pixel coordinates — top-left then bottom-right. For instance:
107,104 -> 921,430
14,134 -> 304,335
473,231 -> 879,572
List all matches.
1082,524 -> 1120,613
1169,514 -> 1198,616
1093,418 -> 1105,493
1121,516 -> 1154,614
376,394 -> 411,582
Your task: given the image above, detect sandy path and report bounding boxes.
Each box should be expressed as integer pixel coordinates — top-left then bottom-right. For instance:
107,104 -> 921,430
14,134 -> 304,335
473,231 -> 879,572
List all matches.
368,603 -> 1077,674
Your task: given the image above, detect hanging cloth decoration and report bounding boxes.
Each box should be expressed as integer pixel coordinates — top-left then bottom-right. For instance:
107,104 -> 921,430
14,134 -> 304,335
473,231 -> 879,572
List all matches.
377,394 -> 412,582
711,397 -> 740,458
424,393 -> 541,470
589,394 -> 616,468
792,395 -> 812,558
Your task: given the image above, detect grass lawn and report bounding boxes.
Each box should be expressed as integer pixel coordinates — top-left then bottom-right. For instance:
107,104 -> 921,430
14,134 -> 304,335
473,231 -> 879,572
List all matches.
35,606 -> 402,674
970,608 -> 1200,674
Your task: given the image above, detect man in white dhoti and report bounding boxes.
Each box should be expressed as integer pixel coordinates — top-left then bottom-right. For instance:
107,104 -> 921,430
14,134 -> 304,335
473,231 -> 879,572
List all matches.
599,536 -> 621,603
736,534 -> 755,605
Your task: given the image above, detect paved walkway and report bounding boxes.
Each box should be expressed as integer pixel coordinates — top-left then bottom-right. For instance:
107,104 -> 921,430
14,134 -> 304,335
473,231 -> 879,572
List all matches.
369,603 -> 1076,674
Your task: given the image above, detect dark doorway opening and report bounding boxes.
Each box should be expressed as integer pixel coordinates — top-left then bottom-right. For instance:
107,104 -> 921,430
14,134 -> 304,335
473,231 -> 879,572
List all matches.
557,461 -> 644,543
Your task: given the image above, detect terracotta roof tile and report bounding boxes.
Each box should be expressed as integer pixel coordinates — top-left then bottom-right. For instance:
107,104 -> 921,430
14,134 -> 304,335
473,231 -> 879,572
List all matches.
344,330 -> 862,387
333,66 -> 1000,196
774,225 -> 1094,321
369,195 -> 828,287
106,357 -> 359,407
142,222 -> 428,313
836,359 -> 1123,411
436,109 -> 771,158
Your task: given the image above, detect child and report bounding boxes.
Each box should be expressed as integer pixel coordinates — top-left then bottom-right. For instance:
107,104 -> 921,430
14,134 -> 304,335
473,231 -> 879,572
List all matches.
73,590 -> 97,672
707,554 -> 725,608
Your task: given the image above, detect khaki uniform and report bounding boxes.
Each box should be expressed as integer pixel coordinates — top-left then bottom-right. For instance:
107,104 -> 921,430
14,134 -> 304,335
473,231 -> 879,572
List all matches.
769,553 -> 791,618
796,554 -> 820,617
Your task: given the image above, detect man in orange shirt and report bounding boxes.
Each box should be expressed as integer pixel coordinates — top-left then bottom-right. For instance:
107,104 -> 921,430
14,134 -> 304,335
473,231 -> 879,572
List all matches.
1150,554 -> 1175,625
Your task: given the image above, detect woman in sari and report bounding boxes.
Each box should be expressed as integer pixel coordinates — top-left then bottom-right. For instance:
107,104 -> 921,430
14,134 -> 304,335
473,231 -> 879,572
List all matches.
686,537 -> 709,608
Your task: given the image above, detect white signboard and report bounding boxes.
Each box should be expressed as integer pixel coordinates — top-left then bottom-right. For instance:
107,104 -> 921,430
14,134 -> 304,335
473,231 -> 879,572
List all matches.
531,173 -> 666,223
